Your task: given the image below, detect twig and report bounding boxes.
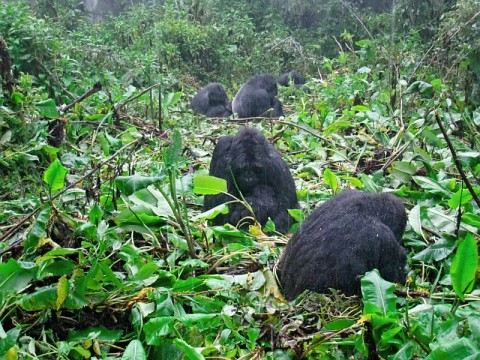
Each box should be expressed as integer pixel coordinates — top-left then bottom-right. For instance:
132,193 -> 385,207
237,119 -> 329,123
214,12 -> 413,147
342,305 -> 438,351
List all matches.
60,81 -> 102,113
338,0 -> 374,41
114,83 -> 161,114
434,111 -> 480,207
0,139 -> 140,244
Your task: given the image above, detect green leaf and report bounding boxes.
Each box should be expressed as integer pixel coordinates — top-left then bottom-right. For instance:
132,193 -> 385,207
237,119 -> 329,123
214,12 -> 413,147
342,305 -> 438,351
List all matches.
426,338 -> 480,360
323,319 -> 355,331
448,188 -> 473,209
24,207 -> 51,253
0,326 -> 21,357
450,233 -> 478,301
36,99 -> 60,118
361,269 -> 397,316
11,92 -> 24,105
408,205 -> 424,239
323,168 -> 339,192
56,275 -> 69,310
115,175 -> 164,196
193,175 -> 227,195
122,340 -> 146,360
172,338 -> 205,360
43,158 -> 68,192
0,259 -> 37,304
164,129 -> 182,168
144,317 -> 175,345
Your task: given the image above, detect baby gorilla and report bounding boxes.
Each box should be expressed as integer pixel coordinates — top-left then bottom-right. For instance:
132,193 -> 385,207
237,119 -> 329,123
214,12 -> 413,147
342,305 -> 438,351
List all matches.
278,190 -> 407,300
191,83 -> 232,118
232,74 -> 283,118
277,70 -> 306,88
204,127 -> 298,234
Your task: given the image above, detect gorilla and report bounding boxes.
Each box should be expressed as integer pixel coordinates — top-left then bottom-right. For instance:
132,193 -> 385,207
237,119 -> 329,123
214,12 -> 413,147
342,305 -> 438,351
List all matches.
277,70 -> 306,88
191,83 -> 232,118
204,127 -> 298,234
278,190 -> 407,300
232,74 -> 283,118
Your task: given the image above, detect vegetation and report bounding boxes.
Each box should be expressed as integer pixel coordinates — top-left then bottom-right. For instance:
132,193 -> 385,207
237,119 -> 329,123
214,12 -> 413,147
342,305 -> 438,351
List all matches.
0,0 -> 479,358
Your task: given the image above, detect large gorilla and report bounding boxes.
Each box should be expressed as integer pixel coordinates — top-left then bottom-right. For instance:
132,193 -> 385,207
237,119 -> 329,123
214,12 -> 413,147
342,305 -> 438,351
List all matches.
191,83 -> 232,118
278,190 -> 407,300
232,74 -> 283,118
277,70 -> 306,88
204,127 -> 298,234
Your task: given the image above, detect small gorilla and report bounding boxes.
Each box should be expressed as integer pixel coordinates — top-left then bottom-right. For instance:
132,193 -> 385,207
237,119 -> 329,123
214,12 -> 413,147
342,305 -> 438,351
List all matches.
191,83 -> 232,118
277,70 -> 306,88
232,74 -> 283,118
204,127 -> 298,234
278,190 -> 407,300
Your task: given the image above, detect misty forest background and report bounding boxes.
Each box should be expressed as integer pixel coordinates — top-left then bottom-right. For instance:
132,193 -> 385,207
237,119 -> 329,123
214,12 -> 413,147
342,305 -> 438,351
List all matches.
0,0 -> 479,359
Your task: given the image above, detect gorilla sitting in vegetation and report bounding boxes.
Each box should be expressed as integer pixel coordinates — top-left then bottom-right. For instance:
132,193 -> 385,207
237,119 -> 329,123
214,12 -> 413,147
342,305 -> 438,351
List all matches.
277,70 -> 306,88
232,74 -> 283,118
204,127 -> 298,234
278,190 -> 407,300
191,83 -> 232,118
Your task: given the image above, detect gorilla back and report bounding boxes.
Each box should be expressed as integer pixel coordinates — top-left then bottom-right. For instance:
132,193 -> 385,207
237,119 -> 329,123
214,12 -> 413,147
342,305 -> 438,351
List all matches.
277,70 -> 306,88
191,83 -> 232,118
232,74 -> 283,118
204,127 -> 298,233
278,190 -> 407,300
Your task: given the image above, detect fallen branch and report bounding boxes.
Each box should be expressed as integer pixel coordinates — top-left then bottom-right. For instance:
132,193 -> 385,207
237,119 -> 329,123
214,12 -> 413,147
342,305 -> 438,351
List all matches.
60,81 -> 102,113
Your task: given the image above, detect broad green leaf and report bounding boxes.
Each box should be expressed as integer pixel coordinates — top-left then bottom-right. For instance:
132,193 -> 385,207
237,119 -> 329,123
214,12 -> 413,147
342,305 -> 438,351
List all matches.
361,269 -> 397,316
412,176 -> 450,196
172,338 -> 205,360
67,326 -> 122,343
413,238 -> 456,263
115,175 -> 164,196
19,286 -> 58,311
0,327 -> 20,357
192,203 -> 229,222
36,99 -> 60,118
164,129 -> 182,168
144,317 -> 175,345
389,161 -> 417,183
323,168 -> 339,192
122,340 -> 146,360
24,206 -> 51,253
408,205 -> 424,239
43,158 -> 68,192
193,175 -> 227,195
89,203 -> 103,225
11,92 -> 24,105
426,337 -> 480,360
451,233 -> 478,301
462,213 -> 480,227
448,187 -> 474,209
0,259 -> 36,303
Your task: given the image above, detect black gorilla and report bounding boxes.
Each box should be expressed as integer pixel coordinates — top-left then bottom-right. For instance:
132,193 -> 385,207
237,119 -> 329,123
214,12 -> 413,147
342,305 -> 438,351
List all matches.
278,190 -> 407,300
277,70 -> 306,88
204,127 -> 298,234
232,74 -> 283,118
191,83 -> 232,118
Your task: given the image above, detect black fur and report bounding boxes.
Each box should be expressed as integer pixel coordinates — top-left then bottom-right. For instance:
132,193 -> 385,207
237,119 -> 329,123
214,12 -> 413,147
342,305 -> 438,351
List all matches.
278,190 -> 407,300
191,83 -> 232,118
232,74 -> 283,118
204,127 -> 298,233
277,70 -> 306,88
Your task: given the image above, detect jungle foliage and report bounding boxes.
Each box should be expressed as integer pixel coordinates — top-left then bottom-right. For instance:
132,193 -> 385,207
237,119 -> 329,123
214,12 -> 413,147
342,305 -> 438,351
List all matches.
0,0 -> 479,359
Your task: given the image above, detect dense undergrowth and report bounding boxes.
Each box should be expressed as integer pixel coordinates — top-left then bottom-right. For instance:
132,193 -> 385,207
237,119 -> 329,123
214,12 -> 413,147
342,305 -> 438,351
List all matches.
0,1 -> 479,359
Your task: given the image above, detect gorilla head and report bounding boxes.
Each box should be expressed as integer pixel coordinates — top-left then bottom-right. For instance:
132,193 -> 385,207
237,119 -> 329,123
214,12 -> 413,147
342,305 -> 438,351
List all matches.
277,70 -> 306,88
232,74 -> 283,118
204,127 -> 298,233
278,190 -> 407,300
191,83 -> 232,118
